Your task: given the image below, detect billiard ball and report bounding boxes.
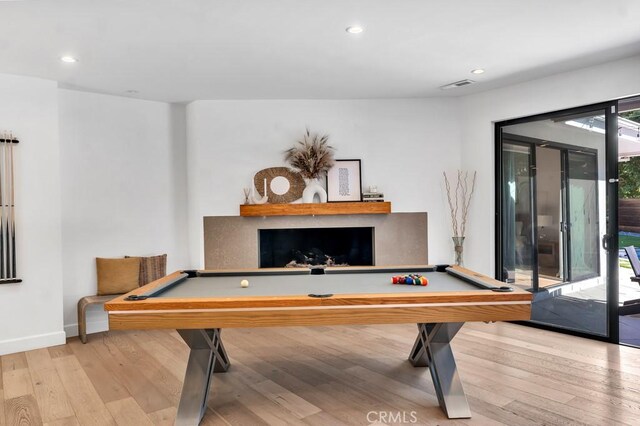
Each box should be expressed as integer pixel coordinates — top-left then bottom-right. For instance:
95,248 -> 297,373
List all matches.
241,279 -> 249,288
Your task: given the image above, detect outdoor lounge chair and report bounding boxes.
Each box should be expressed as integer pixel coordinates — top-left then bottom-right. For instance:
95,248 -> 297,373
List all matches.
619,246 -> 640,316
623,246 -> 640,284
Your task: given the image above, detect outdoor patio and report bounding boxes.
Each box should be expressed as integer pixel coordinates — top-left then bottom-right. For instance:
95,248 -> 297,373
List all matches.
566,266 -> 640,303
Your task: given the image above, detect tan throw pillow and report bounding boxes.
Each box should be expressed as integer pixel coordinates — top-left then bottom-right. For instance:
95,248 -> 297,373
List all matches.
96,257 -> 141,295
125,254 -> 167,286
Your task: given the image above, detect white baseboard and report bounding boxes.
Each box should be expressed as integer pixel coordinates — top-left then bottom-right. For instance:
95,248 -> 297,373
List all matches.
64,319 -> 109,339
0,331 -> 66,356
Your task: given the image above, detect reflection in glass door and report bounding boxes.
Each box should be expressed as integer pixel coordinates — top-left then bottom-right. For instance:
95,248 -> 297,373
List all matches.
535,146 -> 563,287
497,106 -> 613,337
567,151 -> 600,282
501,142 -> 535,288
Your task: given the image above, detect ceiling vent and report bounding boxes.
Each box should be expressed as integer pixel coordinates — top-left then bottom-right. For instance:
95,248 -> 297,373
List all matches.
440,79 -> 475,90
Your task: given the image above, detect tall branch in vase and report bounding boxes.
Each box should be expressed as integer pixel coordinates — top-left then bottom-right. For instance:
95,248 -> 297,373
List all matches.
443,170 -> 477,265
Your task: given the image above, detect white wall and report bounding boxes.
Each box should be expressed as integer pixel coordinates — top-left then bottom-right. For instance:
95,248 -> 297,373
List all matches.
0,74 -> 64,355
186,99 -> 461,267
460,55 -> 640,275
59,90 -> 188,338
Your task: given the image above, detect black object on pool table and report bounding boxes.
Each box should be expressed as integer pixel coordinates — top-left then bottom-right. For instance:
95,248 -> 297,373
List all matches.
124,294 -> 149,301
310,267 -> 325,275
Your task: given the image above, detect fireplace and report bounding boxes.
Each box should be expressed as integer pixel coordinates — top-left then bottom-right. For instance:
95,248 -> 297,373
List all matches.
203,213 -> 428,269
259,227 -> 374,268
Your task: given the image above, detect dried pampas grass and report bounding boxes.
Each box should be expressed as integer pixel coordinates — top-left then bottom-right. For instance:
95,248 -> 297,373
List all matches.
284,129 -> 335,179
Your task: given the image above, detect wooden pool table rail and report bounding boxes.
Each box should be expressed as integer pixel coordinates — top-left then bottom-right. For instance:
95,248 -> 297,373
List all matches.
107,301 -> 531,330
105,265 -> 531,330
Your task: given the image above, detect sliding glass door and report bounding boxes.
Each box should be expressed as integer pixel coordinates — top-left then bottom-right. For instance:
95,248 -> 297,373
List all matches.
496,104 -> 617,338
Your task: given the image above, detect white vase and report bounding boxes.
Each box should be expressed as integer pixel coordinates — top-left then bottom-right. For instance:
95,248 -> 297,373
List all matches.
302,178 -> 327,203
249,185 -> 268,204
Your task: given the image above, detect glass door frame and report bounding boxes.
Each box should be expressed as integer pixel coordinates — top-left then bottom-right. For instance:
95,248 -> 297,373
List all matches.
494,101 -> 619,343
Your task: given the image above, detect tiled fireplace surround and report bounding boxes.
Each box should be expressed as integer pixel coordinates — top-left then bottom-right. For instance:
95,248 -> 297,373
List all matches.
203,212 -> 428,269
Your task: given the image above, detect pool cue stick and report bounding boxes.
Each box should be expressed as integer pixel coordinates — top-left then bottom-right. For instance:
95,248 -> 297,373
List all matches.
9,133 -> 15,278
3,137 -> 11,278
4,133 -> 10,279
6,133 -> 12,278
4,133 -> 9,279
0,135 -> 5,279
0,134 -> 4,279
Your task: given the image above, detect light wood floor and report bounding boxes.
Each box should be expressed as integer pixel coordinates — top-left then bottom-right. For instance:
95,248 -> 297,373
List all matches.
2,322 -> 640,425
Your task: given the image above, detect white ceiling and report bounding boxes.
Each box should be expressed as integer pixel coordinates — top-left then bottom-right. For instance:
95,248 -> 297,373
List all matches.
1,0 -> 639,103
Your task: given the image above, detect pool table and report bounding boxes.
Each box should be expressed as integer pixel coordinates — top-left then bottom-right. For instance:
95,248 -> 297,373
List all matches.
105,265 -> 531,425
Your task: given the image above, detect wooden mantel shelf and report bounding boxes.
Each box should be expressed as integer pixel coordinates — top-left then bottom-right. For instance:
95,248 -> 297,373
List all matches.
239,201 -> 391,217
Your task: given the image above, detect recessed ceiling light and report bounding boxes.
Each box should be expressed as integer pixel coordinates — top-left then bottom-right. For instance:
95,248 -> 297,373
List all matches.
60,56 -> 78,63
471,69 -> 485,74
346,26 -> 364,34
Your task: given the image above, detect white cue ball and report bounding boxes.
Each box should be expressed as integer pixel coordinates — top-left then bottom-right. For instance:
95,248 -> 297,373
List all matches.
240,279 -> 249,288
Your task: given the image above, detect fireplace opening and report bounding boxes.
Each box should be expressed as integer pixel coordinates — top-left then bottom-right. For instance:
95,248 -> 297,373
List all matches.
259,227 -> 374,268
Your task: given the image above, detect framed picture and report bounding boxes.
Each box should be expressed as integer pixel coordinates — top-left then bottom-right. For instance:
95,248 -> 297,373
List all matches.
326,159 -> 362,202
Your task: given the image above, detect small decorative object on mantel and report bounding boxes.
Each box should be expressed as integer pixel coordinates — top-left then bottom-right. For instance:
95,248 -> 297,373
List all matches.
0,131 -> 21,285
363,185 -> 384,203
362,192 -> 384,202
249,179 -> 268,204
443,170 -> 477,266
326,159 -> 362,202
284,128 -> 335,203
253,167 -> 305,204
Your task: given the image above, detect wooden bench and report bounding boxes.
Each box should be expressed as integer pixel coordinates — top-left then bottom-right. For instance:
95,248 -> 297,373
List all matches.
79,254 -> 167,343
77,294 -> 124,343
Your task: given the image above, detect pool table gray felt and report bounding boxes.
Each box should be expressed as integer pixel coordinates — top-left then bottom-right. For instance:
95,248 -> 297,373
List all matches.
156,269 -> 485,299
